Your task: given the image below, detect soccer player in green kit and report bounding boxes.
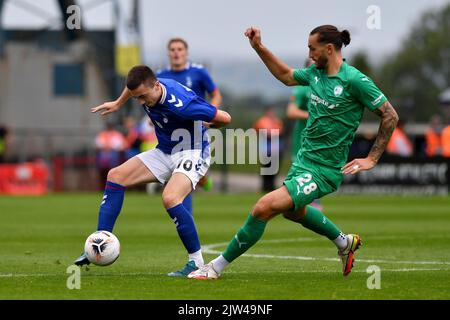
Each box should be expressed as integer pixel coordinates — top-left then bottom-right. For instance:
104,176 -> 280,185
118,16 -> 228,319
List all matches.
286,58 -> 323,210
189,25 -> 399,279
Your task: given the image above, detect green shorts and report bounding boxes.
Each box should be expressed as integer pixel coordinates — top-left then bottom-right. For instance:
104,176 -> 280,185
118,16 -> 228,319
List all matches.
283,155 -> 344,211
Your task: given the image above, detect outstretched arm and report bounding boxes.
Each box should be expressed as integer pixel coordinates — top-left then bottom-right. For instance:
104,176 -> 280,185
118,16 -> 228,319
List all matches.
91,87 -> 131,116
342,101 -> 399,174
208,110 -> 231,129
245,27 -> 298,86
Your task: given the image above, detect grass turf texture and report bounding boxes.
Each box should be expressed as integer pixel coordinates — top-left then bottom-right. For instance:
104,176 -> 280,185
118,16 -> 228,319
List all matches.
1,193 -> 449,299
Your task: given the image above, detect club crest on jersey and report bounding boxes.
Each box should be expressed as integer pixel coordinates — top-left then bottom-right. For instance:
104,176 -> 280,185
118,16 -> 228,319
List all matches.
333,85 -> 343,97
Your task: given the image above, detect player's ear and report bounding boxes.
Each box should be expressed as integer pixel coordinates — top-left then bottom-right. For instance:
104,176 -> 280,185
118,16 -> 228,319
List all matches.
326,43 -> 334,55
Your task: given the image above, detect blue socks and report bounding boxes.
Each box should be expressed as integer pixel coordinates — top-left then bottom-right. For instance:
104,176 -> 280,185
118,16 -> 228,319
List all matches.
96,182 -> 200,256
97,181 -> 126,232
182,193 -> 193,216
167,203 -> 201,254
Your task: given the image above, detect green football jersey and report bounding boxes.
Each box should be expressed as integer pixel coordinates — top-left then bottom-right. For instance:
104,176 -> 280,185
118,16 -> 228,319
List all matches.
293,61 -> 387,169
291,86 -> 310,159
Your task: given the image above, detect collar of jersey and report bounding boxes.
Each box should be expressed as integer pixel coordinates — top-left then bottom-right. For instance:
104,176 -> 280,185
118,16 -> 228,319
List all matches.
319,60 -> 348,78
159,82 -> 167,104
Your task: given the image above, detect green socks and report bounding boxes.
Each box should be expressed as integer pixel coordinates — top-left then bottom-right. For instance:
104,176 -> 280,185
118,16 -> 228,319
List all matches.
298,205 -> 342,240
222,214 -> 267,263
220,207 -> 342,265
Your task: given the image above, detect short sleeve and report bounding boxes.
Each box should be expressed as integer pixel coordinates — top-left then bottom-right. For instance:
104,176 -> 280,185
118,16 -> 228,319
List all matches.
175,98 -> 217,122
293,65 -> 315,86
351,74 -> 387,111
199,68 -> 217,94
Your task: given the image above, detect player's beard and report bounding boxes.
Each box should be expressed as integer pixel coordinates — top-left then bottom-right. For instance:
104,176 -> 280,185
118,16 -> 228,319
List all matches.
315,54 -> 328,70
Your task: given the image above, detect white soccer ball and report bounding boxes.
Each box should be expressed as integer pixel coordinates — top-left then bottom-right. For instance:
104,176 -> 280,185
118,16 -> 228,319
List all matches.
84,231 -> 120,266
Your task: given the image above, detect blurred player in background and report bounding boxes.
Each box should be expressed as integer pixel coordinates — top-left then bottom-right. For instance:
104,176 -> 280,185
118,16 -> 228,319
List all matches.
95,123 -> 127,189
75,66 -> 231,277
189,25 -> 398,280
157,38 -> 222,195
253,107 -> 283,192
286,58 -> 322,210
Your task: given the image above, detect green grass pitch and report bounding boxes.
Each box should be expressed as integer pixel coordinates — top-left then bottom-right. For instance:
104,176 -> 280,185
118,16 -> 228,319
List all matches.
1,193 -> 449,299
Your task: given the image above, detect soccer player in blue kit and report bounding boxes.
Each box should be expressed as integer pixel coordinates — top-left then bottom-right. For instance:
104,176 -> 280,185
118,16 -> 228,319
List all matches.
74,66 -> 231,276
156,39 -> 222,274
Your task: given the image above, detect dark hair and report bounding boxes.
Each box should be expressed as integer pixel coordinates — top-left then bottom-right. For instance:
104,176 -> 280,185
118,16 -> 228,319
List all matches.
126,65 -> 157,90
167,37 -> 189,50
310,25 -> 351,49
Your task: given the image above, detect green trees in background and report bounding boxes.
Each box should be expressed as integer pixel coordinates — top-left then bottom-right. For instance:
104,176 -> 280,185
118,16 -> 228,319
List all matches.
377,3 -> 450,122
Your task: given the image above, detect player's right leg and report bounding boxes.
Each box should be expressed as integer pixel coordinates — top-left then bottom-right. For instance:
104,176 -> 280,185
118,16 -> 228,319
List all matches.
188,186 -> 294,279
282,159 -> 361,276
74,156 -> 159,266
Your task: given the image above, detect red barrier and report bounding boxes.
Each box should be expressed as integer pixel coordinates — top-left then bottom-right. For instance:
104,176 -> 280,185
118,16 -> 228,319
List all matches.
0,161 -> 49,195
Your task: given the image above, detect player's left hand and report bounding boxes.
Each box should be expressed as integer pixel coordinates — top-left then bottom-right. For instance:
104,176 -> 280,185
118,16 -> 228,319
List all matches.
341,157 -> 377,175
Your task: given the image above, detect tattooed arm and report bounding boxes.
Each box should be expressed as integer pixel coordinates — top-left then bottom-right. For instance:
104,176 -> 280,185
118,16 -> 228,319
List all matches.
341,101 -> 399,174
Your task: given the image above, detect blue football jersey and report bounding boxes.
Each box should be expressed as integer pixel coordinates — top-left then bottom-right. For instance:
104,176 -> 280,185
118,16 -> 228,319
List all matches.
142,78 -> 217,155
156,62 -> 217,99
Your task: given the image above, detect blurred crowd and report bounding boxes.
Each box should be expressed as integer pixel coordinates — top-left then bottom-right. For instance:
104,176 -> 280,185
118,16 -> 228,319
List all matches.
94,116 -> 157,188
367,114 -> 450,158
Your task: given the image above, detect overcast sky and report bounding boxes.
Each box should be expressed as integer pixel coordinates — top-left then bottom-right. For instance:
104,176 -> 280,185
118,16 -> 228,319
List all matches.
2,0 -> 449,64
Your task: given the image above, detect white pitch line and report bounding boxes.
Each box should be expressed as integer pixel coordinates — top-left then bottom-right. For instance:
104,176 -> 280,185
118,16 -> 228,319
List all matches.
202,238 -> 450,266
1,268 -> 450,278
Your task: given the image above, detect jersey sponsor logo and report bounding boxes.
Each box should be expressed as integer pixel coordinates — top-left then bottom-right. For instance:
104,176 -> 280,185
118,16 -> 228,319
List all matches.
333,85 -> 343,97
314,76 -> 320,84
328,103 -> 339,109
168,94 -> 184,107
310,93 -> 340,110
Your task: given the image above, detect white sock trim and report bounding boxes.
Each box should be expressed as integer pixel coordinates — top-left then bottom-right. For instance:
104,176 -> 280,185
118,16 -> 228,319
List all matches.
333,232 -> 348,251
188,249 -> 204,267
211,255 -> 229,274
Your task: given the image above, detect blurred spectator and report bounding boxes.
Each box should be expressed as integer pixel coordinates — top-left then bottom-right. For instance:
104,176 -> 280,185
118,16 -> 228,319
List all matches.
253,107 -> 284,192
425,115 -> 443,157
386,119 -> 413,157
95,123 -> 127,188
442,124 -> 450,157
0,125 -> 9,163
123,116 -> 142,159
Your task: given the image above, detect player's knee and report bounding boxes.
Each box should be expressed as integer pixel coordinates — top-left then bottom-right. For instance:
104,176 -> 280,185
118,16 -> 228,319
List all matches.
107,167 -> 126,186
282,211 -> 296,221
282,207 -> 306,222
252,199 -> 273,220
162,192 -> 182,209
